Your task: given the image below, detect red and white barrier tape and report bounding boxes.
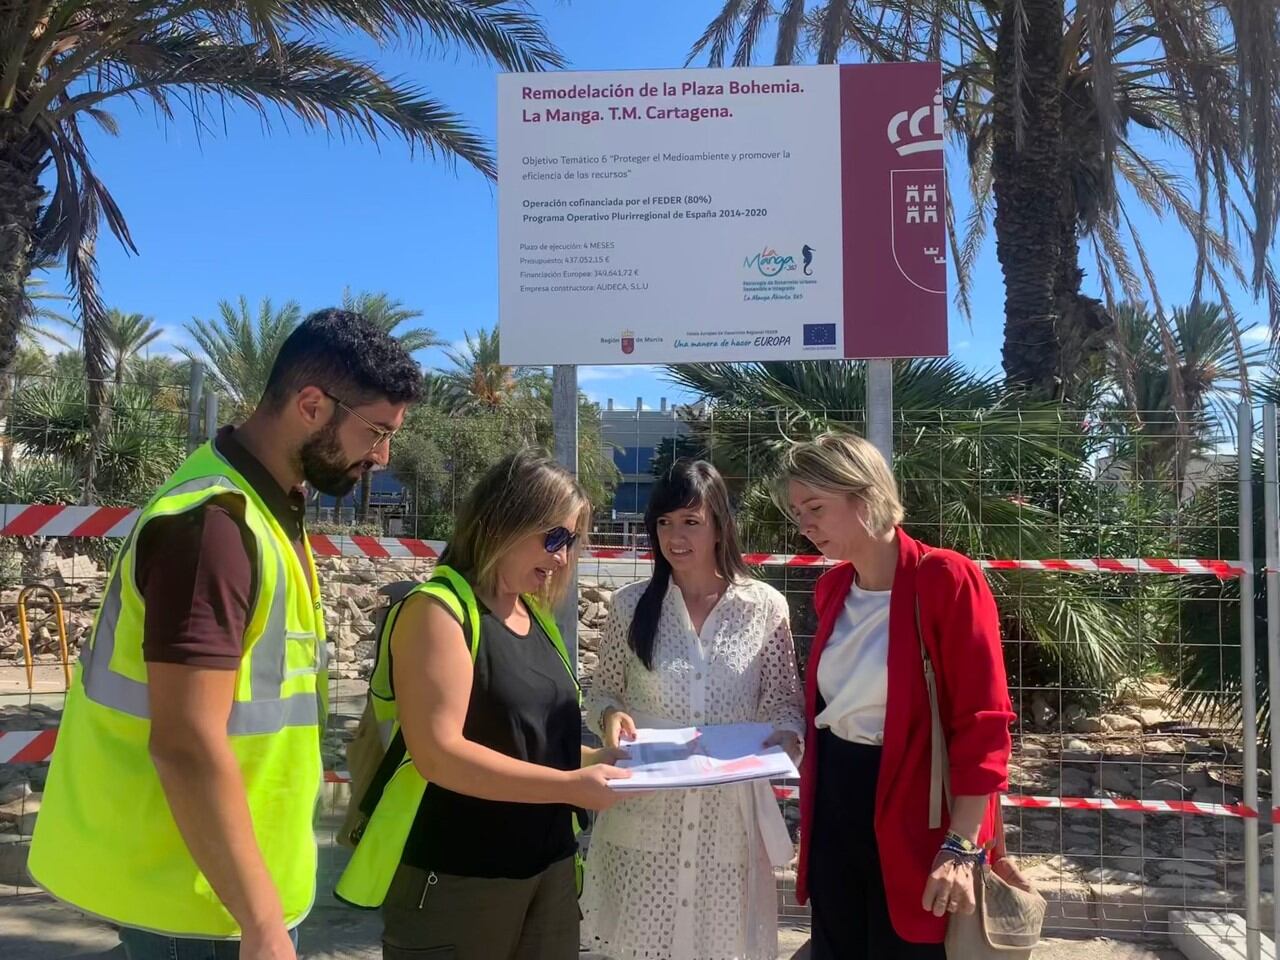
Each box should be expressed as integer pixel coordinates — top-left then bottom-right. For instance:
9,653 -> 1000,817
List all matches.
0,735 -> 1256,819
0,729 -> 57,764
763,784 -> 1260,819
332,772 -> 1269,820
0,504 -> 1245,576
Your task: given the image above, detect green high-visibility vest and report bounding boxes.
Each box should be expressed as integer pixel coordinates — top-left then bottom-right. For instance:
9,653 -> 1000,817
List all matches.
28,441 -> 328,938
335,566 -> 583,908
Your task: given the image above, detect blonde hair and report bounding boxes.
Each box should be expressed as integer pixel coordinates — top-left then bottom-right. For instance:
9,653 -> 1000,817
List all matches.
776,431 -> 904,536
441,449 -> 590,606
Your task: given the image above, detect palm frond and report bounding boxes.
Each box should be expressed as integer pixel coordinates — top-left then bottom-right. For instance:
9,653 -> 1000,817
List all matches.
182,295 -> 302,414
735,0 -> 774,67
686,0 -> 748,67
774,0 -> 808,65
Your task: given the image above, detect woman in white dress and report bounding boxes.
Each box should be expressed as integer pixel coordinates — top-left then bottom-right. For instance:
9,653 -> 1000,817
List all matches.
582,459 -> 805,960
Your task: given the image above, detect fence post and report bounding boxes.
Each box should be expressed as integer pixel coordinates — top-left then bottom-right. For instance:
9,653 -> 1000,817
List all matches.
867,359 -> 893,468
1265,404 -> 1280,950
1239,403 -> 1262,960
552,364 -> 579,674
186,361 -> 205,453
204,390 -> 219,442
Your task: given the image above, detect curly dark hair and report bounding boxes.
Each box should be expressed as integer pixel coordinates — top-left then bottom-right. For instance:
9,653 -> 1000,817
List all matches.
262,308 -> 421,409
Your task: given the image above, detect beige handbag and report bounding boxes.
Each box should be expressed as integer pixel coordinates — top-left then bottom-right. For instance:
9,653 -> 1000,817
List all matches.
916,557 -> 1046,957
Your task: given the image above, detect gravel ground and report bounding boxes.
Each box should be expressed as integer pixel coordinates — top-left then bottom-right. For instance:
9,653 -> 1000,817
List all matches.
0,893 -> 1187,960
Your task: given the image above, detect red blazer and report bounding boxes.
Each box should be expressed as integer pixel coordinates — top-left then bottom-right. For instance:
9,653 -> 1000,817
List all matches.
795,530 -> 1015,943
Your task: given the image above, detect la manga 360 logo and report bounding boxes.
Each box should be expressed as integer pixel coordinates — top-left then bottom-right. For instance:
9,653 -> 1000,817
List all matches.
744,246 -> 797,277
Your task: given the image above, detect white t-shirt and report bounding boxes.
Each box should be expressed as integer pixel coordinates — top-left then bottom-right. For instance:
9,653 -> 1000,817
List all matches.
815,580 -> 892,744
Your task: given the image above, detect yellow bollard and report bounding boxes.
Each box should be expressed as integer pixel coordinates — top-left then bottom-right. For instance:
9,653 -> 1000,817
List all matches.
17,584 -> 71,692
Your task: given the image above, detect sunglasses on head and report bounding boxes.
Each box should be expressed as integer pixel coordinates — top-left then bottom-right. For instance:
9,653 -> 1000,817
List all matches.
544,526 -> 579,554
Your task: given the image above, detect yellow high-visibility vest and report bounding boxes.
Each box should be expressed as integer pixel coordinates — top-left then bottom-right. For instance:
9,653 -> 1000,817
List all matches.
29,441 -> 327,938
336,566 -> 583,908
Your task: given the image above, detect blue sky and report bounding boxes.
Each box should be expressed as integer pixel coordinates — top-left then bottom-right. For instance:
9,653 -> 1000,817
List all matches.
62,1 -> 1270,409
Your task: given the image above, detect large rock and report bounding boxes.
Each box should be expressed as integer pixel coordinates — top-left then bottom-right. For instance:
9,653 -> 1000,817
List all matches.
0,779 -> 32,806
1030,695 -> 1056,729
0,833 -> 30,887
1144,778 -> 1191,802
1098,764 -> 1137,795
333,625 -> 363,651
1071,715 -> 1108,734
0,794 -> 40,835
52,554 -> 103,587
1059,767 -> 1092,797
1101,714 -> 1143,733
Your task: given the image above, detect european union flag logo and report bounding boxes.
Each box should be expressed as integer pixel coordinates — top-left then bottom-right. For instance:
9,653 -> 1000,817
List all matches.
803,323 -> 836,346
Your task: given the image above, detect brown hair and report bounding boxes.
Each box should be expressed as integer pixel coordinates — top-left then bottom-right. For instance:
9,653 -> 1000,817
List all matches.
441,449 -> 590,605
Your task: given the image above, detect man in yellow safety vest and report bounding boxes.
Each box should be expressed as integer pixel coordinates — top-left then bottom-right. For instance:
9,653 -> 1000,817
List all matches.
28,309 -> 420,960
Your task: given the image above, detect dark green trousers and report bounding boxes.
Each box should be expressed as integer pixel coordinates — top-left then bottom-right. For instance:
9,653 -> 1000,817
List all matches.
381,856 -> 578,960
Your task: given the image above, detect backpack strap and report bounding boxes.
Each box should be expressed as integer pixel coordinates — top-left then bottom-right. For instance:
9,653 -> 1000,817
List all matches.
356,568 -> 481,821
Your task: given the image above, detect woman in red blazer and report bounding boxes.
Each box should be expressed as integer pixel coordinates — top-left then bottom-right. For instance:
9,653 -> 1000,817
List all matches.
778,432 -> 1024,958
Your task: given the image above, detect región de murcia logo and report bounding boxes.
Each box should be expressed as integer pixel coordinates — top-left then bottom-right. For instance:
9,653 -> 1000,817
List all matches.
887,89 -> 945,156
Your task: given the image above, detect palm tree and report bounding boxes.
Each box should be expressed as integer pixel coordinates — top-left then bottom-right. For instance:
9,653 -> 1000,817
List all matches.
664,358 -> 1139,688
340,289 -> 440,354
0,1 -> 564,443
7,377 -> 186,506
437,327 -> 548,414
129,354 -> 190,414
19,259 -> 74,352
183,296 -> 303,420
688,2 -> 1280,396
103,310 -> 163,387
1100,301 -> 1266,494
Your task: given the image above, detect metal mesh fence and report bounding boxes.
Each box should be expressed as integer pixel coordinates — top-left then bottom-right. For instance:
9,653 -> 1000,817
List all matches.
0,370 -> 1269,953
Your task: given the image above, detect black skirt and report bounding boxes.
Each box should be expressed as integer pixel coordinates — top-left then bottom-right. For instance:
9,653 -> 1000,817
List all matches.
808,728 -> 946,960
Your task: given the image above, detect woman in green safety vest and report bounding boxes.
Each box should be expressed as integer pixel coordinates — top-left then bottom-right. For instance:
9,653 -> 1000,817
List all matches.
368,450 -> 636,960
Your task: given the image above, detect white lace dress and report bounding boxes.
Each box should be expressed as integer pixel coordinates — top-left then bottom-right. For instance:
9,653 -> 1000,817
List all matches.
582,578 -> 805,960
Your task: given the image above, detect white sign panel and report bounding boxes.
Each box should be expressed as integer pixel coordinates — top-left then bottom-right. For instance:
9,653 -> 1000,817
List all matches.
497,64 -> 947,364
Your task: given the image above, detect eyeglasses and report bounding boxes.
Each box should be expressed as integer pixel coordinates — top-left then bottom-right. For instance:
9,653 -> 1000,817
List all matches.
322,391 -> 399,453
544,526 -> 579,554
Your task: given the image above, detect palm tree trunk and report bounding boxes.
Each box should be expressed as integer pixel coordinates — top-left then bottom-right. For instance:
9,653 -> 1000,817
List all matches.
1054,204 -> 1112,399
993,0 -> 1065,395
0,120 -> 46,429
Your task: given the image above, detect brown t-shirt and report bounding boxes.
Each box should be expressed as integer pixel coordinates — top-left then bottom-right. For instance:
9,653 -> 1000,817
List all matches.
136,427 -> 309,669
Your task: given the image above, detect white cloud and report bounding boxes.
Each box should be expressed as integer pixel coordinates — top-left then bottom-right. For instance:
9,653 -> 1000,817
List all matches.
954,340 -> 972,351
1243,325 -> 1271,344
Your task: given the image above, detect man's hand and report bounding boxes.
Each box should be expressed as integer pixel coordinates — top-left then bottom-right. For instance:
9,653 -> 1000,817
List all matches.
238,923 -> 297,960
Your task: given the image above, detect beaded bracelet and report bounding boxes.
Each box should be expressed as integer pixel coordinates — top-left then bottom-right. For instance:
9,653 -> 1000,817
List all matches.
940,832 -> 986,866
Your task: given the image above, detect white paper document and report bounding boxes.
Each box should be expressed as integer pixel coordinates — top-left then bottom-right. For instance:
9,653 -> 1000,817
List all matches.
607,722 -> 800,791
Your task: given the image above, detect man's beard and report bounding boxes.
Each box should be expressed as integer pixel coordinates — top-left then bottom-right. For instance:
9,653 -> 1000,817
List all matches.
299,422 -> 370,497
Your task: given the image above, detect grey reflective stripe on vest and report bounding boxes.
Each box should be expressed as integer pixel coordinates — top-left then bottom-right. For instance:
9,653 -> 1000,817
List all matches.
79,475 -> 315,735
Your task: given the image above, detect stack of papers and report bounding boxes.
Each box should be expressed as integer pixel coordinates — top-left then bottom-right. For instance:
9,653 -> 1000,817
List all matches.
608,722 -> 800,791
